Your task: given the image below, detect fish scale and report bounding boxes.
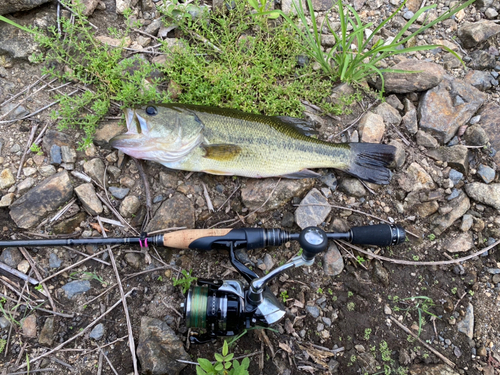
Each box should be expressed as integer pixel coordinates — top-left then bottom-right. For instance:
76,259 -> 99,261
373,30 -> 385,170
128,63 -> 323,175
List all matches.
110,104 -> 395,184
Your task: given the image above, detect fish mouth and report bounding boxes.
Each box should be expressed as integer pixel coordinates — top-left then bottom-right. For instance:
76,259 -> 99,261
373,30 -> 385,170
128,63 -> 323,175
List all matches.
109,108 -> 145,149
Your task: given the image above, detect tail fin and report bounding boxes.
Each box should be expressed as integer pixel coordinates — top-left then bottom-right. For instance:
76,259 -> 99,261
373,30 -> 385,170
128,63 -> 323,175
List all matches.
345,143 -> 396,185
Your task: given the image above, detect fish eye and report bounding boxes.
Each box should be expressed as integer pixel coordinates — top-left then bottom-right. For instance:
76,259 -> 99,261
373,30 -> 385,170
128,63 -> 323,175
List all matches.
145,106 -> 158,116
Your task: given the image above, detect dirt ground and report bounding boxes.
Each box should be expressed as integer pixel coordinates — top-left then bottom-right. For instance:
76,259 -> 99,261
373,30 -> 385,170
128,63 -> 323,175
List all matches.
1,0 -> 500,374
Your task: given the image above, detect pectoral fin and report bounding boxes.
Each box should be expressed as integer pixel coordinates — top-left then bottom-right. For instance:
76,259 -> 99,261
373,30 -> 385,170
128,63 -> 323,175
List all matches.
202,144 -> 242,161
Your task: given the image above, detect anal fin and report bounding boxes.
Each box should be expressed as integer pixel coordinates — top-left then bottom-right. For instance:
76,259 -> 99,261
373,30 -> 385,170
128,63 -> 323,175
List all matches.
280,169 -> 321,179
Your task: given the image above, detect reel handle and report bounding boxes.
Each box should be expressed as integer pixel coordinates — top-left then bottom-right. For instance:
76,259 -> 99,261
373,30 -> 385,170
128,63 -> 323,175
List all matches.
349,224 -> 406,247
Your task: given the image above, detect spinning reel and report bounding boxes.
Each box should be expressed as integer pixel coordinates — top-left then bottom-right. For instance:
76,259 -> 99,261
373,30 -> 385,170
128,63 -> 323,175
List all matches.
179,224 -> 406,344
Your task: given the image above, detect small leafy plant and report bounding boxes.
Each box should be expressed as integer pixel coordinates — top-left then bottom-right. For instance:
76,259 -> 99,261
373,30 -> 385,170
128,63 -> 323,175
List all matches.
196,340 -> 250,375
247,0 -> 280,19
0,338 -> 6,354
30,143 -> 43,155
173,269 -> 197,294
280,290 -> 289,303
395,296 -> 436,336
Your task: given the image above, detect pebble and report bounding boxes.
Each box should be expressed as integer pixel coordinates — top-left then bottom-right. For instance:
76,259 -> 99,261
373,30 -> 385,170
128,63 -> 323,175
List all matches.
478,164 -> 496,184
323,243 -> 344,277
90,323 -> 105,340
62,280 -> 91,299
294,188 -> 331,229
403,10 -> 414,19
0,169 -> 16,189
0,193 -> 15,207
322,317 -> 332,327
317,323 -> 324,331
49,253 -> 62,268
457,303 -> 474,339
305,305 -> 320,318
39,317 -> 55,346
262,253 -> 274,271
17,177 -> 35,194
109,186 -> 130,199
17,260 -> 30,274
487,268 -> 500,274
39,165 -> 56,177
22,315 -> 37,337
50,144 -> 62,165
448,169 -> 463,186
120,195 -> 141,218
0,316 -> 11,329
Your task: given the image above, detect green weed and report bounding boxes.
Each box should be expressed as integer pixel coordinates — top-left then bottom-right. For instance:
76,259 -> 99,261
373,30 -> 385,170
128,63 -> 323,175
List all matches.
262,0 -> 474,93
30,143 -> 43,155
280,290 -> 289,303
70,271 -> 107,286
173,269 -> 197,294
247,0 -> 280,19
364,328 -> 372,340
196,340 -> 250,375
0,339 -> 6,354
395,296 -> 436,337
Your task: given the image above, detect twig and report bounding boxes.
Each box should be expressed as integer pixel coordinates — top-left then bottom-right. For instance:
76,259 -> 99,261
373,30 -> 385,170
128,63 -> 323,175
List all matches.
0,262 -> 39,285
389,122 -> 411,146
188,30 -> 222,52
85,335 -> 128,354
97,193 -> 139,235
309,344 -> 344,354
339,238 -> 500,266
453,292 -> 467,313
202,182 -> 214,212
31,120 -> 51,146
147,226 -> 187,235
18,247 -> 56,311
131,158 -> 152,232
17,288 -> 137,369
38,248 -> 109,284
49,356 -> 74,371
62,246 -> 111,266
17,122 -> 39,179
0,293 -> 74,318
97,350 -> 103,375
57,0 -> 98,29
0,89 -> 79,125
97,217 -> 139,375
133,28 -> 161,42
328,99 -> 380,139
7,369 -> 55,375
48,199 -> 77,223
161,300 -> 183,318
336,242 -> 368,270
99,347 -> 119,375
0,75 -> 47,108
389,316 -> 455,368
216,185 -> 240,212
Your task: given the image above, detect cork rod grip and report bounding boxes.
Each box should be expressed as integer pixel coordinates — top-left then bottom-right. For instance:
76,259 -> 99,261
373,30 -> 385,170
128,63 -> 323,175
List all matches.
162,229 -> 232,249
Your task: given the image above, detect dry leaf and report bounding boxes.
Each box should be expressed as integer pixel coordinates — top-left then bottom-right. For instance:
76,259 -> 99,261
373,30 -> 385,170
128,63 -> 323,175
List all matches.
90,222 -> 109,233
279,342 -> 292,354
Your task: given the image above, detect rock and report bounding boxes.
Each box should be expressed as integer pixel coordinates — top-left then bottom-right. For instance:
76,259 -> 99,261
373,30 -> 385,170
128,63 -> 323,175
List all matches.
125,253 -> 142,269
39,165 -> 56,177
53,212 -> 87,235
319,173 -> 338,191
145,19 -> 162,35
338,178 -> 367,197
402,99 -> 418,135
41,130 -> 72,154
0,316 -> 11,329
49,253 -> 62,268
310,0 -> 334,11
0,247 -> 22,268
294,188 -> 331,229
305,306 -> 320,318
372,60 -> 444,93
432,191 -> 470,235
406,0 -> 421,12
415,201 -> 439,218
0,193 -> 15,207
79,0 -> 99,15
39,317 -> 55,346
10,171 -> 73,229
457,303 -> 474,339
119,195 -> 141,218
358,112 -> 385,143
388,140 -> 406,169
96,35 -> 132,48
0,169 -> 15,190
372,261 -> 389,286
22,314 -> 37,337
17,260 -> 30,273
460,214 -> 473,232
83,158 -> 105,186
17,177 -> 35,194
372,102 -> 402,125
0,21 -> 39,60
396,163 -> 435,193
323,243 -> 344,276
409,364 -> 460,375
469,50 -> 497,70
485,8 -> 498,19
50,144 -> 62,165
419,76 -> 486,144
60,146 -> 76,164
94,122 -> 124,147
89,323 -> 105,340
443,232 -> 473,253
464,125 -> 489,146
458,21 -> 500,49
241,178 -> 314,213
427,146 -> 469,175
477,103 -> 500,165
147,193 -> 195,232
464,70 -> 495,91
75,183 -> 103,216
136,316 -> 190,375
109,187 -> 129,199
478,165 -> 495,184
416,131 -> 439,148
115,0 -> 131,14
0,0 -> 51,14
62,280 -> 91,299
262,253 -> 274,271
465,183 -> 500,210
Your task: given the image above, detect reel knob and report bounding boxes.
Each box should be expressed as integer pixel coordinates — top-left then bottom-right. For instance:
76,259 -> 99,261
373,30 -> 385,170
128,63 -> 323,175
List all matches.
298,227 -> 328,261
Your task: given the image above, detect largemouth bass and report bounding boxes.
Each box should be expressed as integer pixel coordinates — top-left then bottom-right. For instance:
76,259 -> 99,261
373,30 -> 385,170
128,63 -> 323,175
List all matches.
110,104 -> 395,184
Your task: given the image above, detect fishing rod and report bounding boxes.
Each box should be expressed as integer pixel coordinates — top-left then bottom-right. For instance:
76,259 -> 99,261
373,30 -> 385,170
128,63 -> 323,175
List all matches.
0,223 -> 406,343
